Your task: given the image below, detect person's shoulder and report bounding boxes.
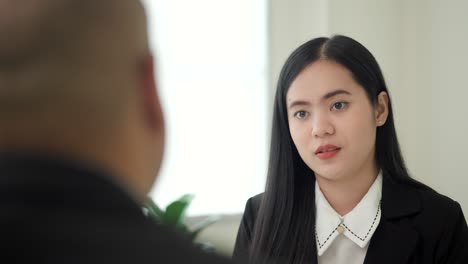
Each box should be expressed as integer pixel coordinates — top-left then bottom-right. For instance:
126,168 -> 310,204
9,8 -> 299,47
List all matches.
406,182 -> 464,231
246,193 -> 263,211
414,183 -> 462,215
406,182 -> 468,260
239,193 -> 263,228
100,220 -> 233,264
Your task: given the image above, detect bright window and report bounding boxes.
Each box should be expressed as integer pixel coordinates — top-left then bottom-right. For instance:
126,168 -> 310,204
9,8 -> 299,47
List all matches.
143,0 -> 268,215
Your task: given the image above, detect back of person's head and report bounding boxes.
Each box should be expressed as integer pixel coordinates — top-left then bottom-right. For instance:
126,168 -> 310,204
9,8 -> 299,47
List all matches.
0,0 -> 164,201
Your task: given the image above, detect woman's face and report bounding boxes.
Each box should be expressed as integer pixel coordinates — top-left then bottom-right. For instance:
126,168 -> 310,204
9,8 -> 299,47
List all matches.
287,59 -> 387,183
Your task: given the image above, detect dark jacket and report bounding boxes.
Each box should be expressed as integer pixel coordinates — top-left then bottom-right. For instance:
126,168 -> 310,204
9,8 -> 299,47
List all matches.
233,175 -> 468,264
0,155 -> 233,264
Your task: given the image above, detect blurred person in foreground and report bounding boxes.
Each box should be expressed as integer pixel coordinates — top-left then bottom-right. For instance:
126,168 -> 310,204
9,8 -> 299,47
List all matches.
0,0 -> 233,263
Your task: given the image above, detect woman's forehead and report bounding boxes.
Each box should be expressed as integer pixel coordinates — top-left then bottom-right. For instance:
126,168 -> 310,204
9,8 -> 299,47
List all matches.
286,60 -> 362,103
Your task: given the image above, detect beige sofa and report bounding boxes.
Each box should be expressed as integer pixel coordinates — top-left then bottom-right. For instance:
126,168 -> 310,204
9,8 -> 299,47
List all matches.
188,214 -> 242,257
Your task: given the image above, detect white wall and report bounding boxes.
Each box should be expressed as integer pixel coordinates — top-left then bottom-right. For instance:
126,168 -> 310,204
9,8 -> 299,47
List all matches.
268,0 -> 328,100
429,0 -> 468,211
269,0 -> 468,216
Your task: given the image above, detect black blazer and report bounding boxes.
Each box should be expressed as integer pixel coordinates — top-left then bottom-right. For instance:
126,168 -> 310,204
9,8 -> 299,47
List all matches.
0,155 -> 233,264
233,175 -> 468,264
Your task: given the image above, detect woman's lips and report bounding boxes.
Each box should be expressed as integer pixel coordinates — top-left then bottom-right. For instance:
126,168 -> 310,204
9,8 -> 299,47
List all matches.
316,148 -> 340,159
315,144 -> 341,160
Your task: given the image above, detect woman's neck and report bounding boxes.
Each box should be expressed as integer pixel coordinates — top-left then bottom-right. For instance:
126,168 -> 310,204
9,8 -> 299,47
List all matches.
316,164 -> 379,216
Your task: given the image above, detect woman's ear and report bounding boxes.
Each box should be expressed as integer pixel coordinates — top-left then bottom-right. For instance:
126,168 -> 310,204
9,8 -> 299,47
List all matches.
375,91 -> 389,127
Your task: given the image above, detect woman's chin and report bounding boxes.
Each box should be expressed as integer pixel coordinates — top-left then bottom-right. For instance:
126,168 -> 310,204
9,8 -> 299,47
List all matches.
313,169 -> 347,183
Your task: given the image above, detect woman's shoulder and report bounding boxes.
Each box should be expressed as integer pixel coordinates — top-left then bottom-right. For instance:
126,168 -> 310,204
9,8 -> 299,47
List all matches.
233,194 -> 265,260
401,181 -> 466,234
383,177 -> 464,231
388,177 -> 462,218
246,193 -> 263,208
418,183 -> 463,221
408,182 -> 468,259
414,183 -> 462,216
242,193 -> 263,220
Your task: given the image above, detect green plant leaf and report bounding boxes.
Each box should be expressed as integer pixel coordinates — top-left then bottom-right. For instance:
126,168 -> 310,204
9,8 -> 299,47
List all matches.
163,194 -> 195,226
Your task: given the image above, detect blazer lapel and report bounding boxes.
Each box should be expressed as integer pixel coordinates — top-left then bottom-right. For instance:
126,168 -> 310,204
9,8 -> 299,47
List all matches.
364,174 -> 422,264
364,218 -> 419,264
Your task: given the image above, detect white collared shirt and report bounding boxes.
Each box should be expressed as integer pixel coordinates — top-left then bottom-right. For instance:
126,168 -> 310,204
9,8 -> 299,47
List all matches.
315,172 -> 382,264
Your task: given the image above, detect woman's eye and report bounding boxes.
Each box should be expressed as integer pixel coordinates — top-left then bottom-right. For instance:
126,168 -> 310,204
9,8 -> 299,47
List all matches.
331,102 -> 348,111
294,111 -> 308,119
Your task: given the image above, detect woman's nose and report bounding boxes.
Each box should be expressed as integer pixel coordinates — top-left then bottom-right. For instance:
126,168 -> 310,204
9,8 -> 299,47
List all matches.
311,114 -> 335,138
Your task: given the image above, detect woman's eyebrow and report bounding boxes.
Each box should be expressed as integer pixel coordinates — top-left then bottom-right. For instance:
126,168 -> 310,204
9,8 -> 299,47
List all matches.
288,89 -> 351,109
288,100 -> 310,109
321,89 -> 352,101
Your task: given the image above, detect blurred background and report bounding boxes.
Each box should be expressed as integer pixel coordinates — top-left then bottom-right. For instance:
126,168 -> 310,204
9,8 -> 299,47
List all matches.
142,0 -> 468,256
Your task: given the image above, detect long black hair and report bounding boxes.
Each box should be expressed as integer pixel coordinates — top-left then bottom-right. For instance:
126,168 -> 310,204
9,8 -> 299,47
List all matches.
249,35 -> 422,263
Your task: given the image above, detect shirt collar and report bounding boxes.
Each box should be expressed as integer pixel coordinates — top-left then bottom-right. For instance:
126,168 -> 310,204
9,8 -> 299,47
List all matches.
315,171 -> 383,256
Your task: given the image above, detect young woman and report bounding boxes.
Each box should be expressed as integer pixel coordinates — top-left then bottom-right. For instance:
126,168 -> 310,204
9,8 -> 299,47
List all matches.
232,35 -> 468,264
